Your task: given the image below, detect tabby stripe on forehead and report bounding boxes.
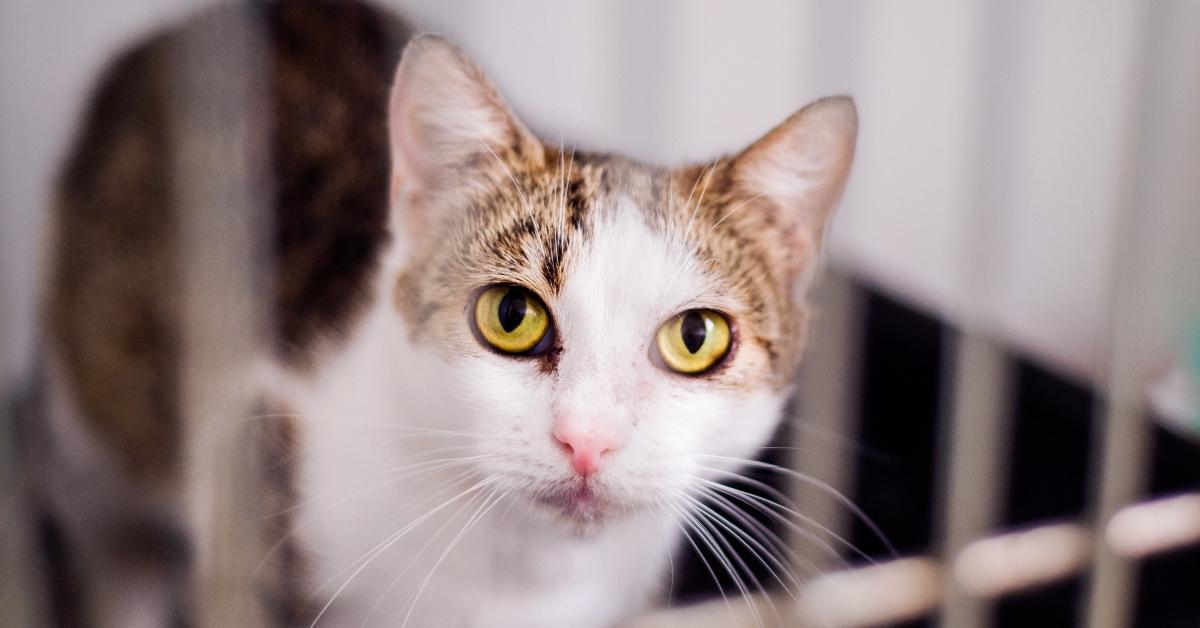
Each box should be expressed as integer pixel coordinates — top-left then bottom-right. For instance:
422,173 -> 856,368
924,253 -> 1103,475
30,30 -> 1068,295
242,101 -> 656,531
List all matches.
540,236 -> 568,290
471,182 -> 593,293
566,178 -> 590,231
539,184 -> 593,291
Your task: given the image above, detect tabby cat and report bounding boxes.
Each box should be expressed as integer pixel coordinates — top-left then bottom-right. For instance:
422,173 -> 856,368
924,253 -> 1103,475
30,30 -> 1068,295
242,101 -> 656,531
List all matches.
29,1 -> 856,626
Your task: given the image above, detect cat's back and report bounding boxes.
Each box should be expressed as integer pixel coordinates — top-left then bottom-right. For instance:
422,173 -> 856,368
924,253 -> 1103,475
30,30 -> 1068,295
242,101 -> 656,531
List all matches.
32,3 -> 409,624
45,0 -> 410,477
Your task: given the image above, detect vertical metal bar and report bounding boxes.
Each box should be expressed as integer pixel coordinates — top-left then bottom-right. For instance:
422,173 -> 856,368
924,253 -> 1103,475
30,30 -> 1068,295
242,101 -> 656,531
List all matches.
1085,362 -> 1152,623
937,3 -> 1024,626
790,269 -> 867,571
0,1 -> 46,622
937,336 -> 1012,628
170,8 -> 272,628
0,408 -> 46,628
1085,1 -> 1198,626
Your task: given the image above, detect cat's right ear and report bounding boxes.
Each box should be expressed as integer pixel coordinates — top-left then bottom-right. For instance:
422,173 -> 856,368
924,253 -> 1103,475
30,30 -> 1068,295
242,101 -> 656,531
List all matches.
388,35 -> 538,229
726,96 -> 858,291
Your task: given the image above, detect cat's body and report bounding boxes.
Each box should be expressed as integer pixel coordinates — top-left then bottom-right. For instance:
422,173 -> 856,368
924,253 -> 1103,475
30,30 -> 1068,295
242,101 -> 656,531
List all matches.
28,1 -> 857,626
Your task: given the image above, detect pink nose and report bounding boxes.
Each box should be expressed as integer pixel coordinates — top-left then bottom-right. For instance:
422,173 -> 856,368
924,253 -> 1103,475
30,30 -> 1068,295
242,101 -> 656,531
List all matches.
552,428 -> 617,477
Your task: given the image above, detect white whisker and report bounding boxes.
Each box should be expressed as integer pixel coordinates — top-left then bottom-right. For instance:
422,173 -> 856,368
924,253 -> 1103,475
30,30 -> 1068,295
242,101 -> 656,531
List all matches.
686,485 -> 806,593
256,456 -> 492,581
699,485 -> 825,577
662,501 -> 739,626
400,487 -> 510,626
686,496 -> 783,626
696,472 -> 868,564
694,455 -> 898,557
359,483 -> 494,627
700,193 -> 764,242
475,137 -> 534,221
675,500 -> 765,628
308,476 -> 497,627
680,161 -> 716,243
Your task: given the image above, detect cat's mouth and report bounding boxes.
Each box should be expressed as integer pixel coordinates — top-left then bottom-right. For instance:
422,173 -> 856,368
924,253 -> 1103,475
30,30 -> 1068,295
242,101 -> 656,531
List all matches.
534,481 -> 614,523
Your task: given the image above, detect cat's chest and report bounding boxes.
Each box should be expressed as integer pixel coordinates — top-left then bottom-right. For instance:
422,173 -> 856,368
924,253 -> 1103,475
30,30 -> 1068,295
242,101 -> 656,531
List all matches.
294,463 -> 670,627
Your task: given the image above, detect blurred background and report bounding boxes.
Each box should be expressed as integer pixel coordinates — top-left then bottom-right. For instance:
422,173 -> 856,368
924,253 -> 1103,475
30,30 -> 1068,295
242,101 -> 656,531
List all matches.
2,1 -> 1198,627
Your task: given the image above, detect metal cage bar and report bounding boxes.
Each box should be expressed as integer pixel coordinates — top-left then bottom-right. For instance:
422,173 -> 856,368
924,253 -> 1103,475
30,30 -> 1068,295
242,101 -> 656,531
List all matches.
790,269 -> 867,574
0,406 -> 47,628
937,335 -> 1013,628
1085,1 -> 1200,626
171,8 -> 273,627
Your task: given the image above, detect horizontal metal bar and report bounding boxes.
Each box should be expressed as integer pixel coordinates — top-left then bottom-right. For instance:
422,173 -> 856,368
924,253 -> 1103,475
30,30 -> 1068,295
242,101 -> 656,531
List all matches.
797,558 -> 943,627
1107,492 -> 1200,559
953,522 -> 1092,598
749,497 -> 1200,627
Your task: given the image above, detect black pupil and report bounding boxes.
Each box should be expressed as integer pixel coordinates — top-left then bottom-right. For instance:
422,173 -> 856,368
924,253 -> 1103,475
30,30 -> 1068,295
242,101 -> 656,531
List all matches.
497,289 -> 528,332
680,312 -> 708,354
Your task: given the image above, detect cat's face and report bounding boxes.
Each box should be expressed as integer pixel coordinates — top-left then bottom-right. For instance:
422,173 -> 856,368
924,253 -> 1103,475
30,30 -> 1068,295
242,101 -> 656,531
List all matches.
386,36 -> 856,529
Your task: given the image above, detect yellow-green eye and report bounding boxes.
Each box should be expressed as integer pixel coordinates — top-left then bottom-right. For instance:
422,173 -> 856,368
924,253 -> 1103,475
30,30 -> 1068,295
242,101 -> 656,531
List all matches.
473,286 -> 551,354
655,309 -> 732,374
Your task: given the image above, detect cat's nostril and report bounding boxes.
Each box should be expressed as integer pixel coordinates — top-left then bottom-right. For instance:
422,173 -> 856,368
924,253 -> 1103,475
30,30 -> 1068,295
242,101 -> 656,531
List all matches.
552,428 -> 615,477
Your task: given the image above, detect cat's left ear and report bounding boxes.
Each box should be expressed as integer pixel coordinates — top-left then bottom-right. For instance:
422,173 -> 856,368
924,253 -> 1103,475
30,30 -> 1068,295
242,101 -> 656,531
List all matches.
729,96 -> 857,285
387,35 -> 541,226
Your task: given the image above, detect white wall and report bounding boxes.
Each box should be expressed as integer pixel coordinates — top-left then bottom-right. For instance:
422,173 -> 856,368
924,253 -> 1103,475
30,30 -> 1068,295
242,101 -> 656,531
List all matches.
0,0 -> 204,383
2,0 -> 1190,387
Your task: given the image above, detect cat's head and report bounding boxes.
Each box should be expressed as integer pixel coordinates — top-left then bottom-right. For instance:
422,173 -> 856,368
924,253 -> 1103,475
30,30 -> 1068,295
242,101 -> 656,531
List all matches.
385,35 -> 855,529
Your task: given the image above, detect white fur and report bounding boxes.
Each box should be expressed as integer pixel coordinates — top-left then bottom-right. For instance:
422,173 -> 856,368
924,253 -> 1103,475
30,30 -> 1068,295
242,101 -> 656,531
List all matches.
284,197 -> 789,627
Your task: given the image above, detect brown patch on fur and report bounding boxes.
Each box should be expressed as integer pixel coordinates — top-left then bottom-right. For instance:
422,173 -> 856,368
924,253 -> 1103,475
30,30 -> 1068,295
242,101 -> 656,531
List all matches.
46,1 -> 410,476
48,28 -> 182,475
268,2 -> 410,366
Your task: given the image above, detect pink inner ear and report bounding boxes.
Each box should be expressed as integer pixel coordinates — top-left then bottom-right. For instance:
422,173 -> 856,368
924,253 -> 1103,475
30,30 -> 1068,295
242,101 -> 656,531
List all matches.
389,172 -> 403,208
388,36 -> 527,182
387,58 -> 433,194
730,97 -> 857,254
387,91 -> 430,242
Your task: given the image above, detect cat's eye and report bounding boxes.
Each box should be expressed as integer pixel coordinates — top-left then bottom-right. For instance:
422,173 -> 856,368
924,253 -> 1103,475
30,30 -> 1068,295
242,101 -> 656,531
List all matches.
655,309 -> 732,374
473,286 -> 552,355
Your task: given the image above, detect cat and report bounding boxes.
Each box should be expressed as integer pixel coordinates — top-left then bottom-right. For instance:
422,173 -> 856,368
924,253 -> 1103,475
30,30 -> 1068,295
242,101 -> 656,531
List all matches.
27,1 -> 856,626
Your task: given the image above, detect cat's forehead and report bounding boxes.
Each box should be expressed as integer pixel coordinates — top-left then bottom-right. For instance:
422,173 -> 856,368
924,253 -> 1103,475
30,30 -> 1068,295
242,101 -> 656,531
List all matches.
463,154 -> 725,298
446,153 -> 669,292
554,194 -> 716,342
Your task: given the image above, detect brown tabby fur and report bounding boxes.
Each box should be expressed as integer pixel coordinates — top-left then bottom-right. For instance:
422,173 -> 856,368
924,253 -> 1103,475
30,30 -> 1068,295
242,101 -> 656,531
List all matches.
395,147 -> 814,392
46,1 -> 410,477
